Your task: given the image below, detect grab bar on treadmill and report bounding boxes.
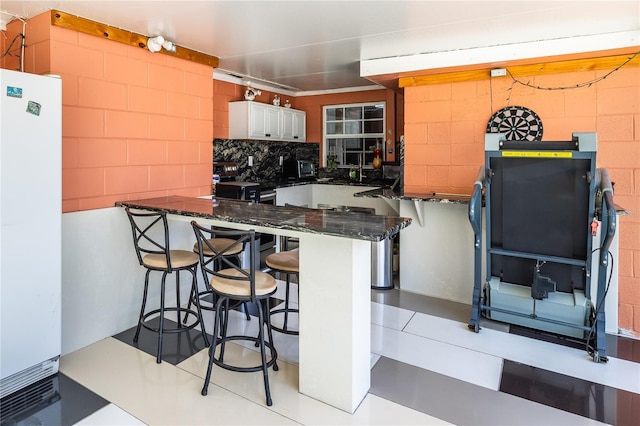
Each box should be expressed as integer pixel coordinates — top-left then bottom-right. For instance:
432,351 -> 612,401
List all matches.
468,167 -> 485,247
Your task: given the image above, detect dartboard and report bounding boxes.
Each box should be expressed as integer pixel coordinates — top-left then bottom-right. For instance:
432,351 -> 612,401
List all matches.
486,106 -> 543,141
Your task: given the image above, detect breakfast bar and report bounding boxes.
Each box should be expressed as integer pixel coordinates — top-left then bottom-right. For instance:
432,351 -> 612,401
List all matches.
116,195 -> 411,413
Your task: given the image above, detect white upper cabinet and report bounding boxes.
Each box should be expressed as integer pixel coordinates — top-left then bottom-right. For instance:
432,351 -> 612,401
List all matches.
229,101 -> 306,142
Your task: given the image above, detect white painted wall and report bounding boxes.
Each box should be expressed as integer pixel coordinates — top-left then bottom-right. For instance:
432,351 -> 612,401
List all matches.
61,207 -> 203,355
399,201 -> 476,304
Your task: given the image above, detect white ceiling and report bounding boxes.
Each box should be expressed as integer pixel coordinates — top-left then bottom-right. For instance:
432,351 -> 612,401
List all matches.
1,1 -> 638,94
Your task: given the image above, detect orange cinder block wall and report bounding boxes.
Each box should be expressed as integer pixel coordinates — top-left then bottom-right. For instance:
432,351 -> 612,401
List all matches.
404,64 -> 640,337
2,12 -> 215,212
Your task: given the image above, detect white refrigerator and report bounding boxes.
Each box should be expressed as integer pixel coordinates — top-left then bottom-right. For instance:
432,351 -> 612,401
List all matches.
0,69 -> 62,399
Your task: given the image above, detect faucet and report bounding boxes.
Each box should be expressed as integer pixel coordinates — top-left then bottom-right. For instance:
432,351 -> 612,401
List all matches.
358,157 -> 365,183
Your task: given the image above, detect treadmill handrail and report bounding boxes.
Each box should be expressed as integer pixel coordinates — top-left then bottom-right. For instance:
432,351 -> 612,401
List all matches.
468,166 -> 484,244
598,168 -> 616,262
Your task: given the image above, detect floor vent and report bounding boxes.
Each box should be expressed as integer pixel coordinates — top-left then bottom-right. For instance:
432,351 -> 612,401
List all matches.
0,357 -> 59,400
0,372 -> 60,424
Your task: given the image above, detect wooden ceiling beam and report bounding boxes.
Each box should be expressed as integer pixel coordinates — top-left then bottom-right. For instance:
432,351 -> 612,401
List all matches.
50,10 -> 219,68
399,49 -> 640,87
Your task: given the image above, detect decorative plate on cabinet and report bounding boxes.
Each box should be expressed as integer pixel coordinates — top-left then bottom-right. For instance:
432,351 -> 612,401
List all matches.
486,106 -> 543,141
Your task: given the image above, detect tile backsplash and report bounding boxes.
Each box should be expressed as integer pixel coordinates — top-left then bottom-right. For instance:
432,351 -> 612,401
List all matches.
213,139 -> 319,182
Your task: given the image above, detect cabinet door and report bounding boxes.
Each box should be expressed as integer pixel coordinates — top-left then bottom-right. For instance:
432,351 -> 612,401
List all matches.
250,103 -> 281,139
249,103 -> 268,138
282,109 -> 295,140
282,109 -> 306,141
293,110 -> 306,141
265,106 -> 282,139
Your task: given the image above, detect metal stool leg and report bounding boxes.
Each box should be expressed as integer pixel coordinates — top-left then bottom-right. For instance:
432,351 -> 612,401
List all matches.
134,270 -> 151,342
256,300 -> 273,406
202,296 -> 225,396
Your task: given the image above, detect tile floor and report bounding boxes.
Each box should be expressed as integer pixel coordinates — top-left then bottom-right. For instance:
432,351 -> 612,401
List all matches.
2,276 -> 639,425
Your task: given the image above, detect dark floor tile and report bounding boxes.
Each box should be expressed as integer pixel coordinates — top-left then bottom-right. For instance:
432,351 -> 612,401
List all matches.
370,356 -> 595,425
113,317 -> 210,365
371,287 -> 471,323
500,359 -> 640,425
0,373 -> 108,426
113,296 -> 283,365
509,324 -> 640,363
607,333 -> 640,363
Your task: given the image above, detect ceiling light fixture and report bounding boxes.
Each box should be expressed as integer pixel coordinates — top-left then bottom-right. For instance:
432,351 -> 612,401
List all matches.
147,35 -> 176,53
147,35 -> 164,52
162,40 -> 176,53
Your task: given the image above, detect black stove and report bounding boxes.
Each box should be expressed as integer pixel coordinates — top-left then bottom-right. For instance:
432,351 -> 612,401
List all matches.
213,161 -> 260,202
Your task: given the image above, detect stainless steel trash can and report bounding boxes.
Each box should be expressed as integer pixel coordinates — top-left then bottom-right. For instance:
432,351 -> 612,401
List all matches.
371,236 -> 394,289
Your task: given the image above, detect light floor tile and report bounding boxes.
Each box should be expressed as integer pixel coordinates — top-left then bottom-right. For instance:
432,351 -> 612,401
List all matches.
371,301 -> 415,330
200,308 -> 300,365
352,394 -> 452,425
371,323 -> 503,390
178,342 -> 450,425
75,403 -> 146,425
404,312 -> 640,393
60,338 -> 297,425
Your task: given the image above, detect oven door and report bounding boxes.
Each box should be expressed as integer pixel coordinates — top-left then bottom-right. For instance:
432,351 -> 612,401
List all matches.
216,182 -> 260,202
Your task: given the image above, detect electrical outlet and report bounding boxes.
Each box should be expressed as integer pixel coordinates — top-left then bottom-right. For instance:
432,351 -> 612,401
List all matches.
490,68 -> 507,77
248,156 -> 253,167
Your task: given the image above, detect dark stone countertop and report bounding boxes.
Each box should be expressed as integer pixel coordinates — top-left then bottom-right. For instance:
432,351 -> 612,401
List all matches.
116,195 -> 411,242
353,187 -> 472,204
258,177 -> 394,190
269,178 -> 471,204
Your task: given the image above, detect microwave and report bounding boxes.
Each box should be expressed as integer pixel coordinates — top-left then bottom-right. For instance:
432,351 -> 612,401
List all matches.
284,159 -> 315,179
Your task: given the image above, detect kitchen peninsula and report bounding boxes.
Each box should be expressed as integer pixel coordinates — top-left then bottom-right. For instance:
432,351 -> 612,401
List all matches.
116,195 -> 411,413
355,187 -> 477,305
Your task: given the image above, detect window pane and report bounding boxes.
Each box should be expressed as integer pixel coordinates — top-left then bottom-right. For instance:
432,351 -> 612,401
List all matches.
326,108 -> 344,121
344,138 -> 362,149
326,122 -> 343,134
364,137 -> 380,150
363,120 -> 383,133
344,121 -> 361,134
345,107 -> 362,119
363,105 -> 384,119
345,153 -> 361,165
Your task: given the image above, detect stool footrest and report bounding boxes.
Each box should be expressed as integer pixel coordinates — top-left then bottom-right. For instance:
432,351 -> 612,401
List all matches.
269,308 -> 299,335
211,335 -> 278,373
141,308 -> 201,334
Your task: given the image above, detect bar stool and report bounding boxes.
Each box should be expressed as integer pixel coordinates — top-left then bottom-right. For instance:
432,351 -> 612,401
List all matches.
192,221 -> 279,406
186,233 -> 252,321
265,237 -> 299,335
125,208 -> 209,364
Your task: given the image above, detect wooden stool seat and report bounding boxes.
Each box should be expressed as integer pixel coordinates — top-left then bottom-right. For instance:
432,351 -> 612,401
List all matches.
211,269 -> 277,297
143,250 -> 200,269
266,248 -> 299,335
265,250 -> 299,272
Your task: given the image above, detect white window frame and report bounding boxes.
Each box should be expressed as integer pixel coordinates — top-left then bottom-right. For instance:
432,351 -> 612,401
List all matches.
322,102 -> 385,168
